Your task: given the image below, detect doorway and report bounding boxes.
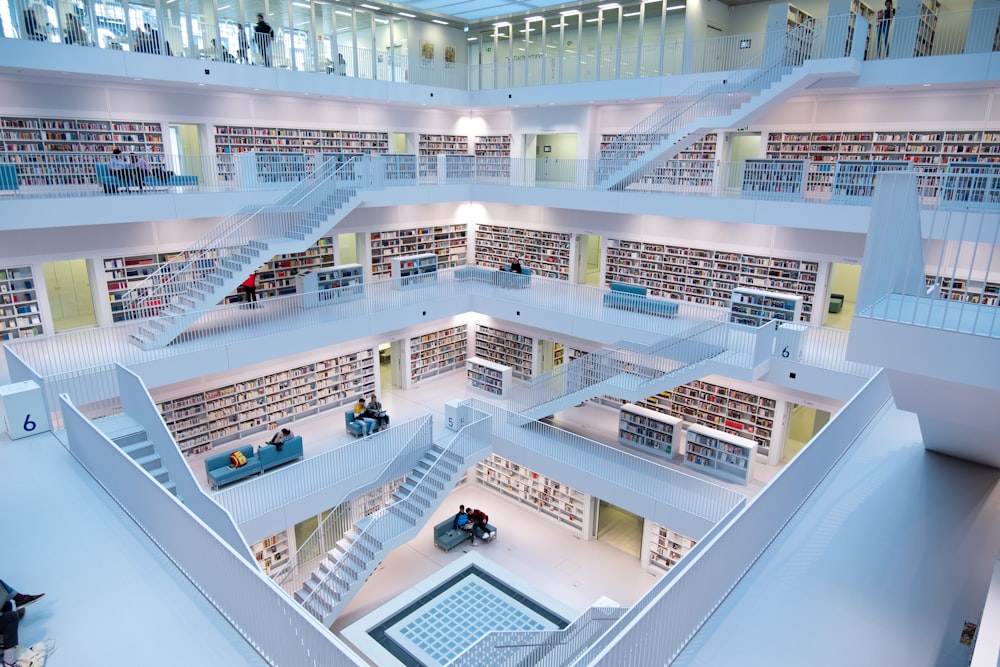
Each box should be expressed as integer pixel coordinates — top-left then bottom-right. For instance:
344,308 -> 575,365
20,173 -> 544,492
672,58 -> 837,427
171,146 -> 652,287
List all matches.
378,341 -> 392,392
782,404 -> 831,463
725,132 -> 762,190
392,132 -> 413,153
824,263 -> 862,329
42,259 -> 97,331
168,123 -> 204,181
528,133 -> 577,184
388,338 -> 406,390
576,234 -> 601,286
595,500 -> 642,558
338,232 -> 363,265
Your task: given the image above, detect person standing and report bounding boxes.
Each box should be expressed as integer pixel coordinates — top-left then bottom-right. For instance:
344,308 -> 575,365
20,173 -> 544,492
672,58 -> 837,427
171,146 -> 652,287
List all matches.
254,14 -> 274,67
241,273 -> 257,307
236,23 -> 250,64
876,0 -> 894,58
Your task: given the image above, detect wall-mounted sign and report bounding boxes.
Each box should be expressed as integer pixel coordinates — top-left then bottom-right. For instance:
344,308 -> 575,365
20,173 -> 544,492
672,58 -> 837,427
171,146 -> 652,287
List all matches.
739,39 -> 752,49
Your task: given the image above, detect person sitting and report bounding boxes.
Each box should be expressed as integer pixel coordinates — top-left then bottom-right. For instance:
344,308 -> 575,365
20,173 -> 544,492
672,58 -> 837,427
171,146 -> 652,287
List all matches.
109,148 -> 143,190
353,398 -> 377,436
451,504 -> 469,531
508,256 -> 522,273
1,579 -> 45,667
132,154 -> 174,182
364,394 -> 388,431
265,427 -> 293,451
468,507 -> 491,544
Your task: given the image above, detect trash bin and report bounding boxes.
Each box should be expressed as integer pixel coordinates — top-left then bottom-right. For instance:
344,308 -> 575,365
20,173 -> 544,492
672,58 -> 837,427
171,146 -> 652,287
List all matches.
828,293 -> 845,314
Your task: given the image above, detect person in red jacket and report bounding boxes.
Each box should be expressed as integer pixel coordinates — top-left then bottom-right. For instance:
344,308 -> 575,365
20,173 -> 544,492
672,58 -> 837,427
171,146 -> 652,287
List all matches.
241,273 -> 257,307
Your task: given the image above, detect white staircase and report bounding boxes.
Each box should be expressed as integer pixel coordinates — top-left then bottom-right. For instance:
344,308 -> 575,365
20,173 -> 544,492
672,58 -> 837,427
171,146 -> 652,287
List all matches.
596,24 -> 861,190
511,322 -> 729,420
124,163 -> 364,350
96,414 -> 178,497
295,441 -> 489,626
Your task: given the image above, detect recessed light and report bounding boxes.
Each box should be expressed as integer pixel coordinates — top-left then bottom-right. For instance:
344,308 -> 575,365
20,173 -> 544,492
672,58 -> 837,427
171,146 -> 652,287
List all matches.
599,3 -> 621,9
292,2 -> 310,7
432,19 -> 448,24
493,21 -> 511,26
922,83 -> 931,86
398,11 -> 415,17
624,10 -> 640,16
467,36 -> 477,41
335,9 -> 351,16
524,15 -> 543,21
198,83 -> 206,86
360,3 -> 380,9
560,9 -> 580,15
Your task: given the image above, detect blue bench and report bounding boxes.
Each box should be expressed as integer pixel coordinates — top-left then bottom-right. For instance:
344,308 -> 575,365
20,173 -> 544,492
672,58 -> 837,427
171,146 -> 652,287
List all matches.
258,435 -> 304,471
0,165 -> 18,191
454,265 -> 531,288
455,266 -> 495,282
498,264 -> 531,288
346,409 -> 367,437
603,282 -> 678,318
95,163 -> 199,193
204,444 -> 262,489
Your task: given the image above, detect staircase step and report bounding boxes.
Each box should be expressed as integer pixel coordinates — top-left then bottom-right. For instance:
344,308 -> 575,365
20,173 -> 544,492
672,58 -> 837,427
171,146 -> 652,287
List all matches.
133,452 -> 162,471
147,466 -> 171,484
121,440 -> 155,458
162,480 -> 178,497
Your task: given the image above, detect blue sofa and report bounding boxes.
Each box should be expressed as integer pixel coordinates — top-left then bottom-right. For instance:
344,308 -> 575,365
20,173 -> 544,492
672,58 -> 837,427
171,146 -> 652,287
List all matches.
498,264 -> 531,288
345,409 -> 366,437
455,266 -> 494,282
454,265 -> 531,288
603,282 -> 678,318
205,444 -> 262,489
258,435 -> 304,471
433,518 -> 498,551
95,163 -> 199,193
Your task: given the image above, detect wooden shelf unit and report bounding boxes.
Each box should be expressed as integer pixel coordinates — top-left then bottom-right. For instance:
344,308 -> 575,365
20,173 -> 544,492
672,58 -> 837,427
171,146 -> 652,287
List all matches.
155,347 -> 375,456
1,115 -> 164,187
645,521 -> 697,572
295,263 -> 363,307
466,356 -> 513,397
618,403 -> 683,460
605,238 -> 820,323
474,324 -> 535,380
474,224 -> 572,280
0,266 -> 42,341
729,287 -> 803,326
476,454 -> 591,535
251,530 -> 292,579
684,423 -> 756,484
370,225 -> 468,279
408,325 -> 469,386
637,378 -> 780,459
213,125 -> 388,180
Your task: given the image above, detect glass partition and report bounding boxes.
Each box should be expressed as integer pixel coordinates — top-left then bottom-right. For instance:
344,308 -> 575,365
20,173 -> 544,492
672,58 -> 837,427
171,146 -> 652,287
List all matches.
599,4 -> 621,79
580,8 -> 599,81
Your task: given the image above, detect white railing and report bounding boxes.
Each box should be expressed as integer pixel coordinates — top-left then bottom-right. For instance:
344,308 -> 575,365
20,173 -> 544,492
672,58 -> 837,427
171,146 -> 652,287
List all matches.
59,393 -> 364,666
574,370 -> 892,664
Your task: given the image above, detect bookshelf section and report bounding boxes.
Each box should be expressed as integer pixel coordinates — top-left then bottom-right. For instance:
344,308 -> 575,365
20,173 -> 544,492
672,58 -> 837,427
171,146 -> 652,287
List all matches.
644,521 -> 697,572
618,403 -> 682,460
392,253 -> 439,289
913,0 -> 940,57
474,224 -> 572,281
251,530 -> 292,579
418,134 -> 469,155
1,116 -> 164,187
0,266 -> 42,340
605,239 -> 820,323
475,134 -> 511,180
295,263 -> 363,307
409,325 -> 469,386
729,287 -> 803,326
939,162 -> 1000,209
603,133 -> 717,190
370,225 -> 468,279
831,160 -> 911,201
474,324 -> 535,380
466,357 -> 512,397
155,348 -> 375,456
476,454 -> 591,535
740,159 -> 808,199
213,125 -> 388,180
926,275 -> 1000,306
684,424 -> 756,485
636,379 -> 780,459
237,151 -> 308,184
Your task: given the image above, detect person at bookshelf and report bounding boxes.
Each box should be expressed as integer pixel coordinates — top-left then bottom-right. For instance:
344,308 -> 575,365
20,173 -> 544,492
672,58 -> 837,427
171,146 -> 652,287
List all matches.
266,427 -> 293,451
364,394 -> 388,431
109,148 -> 143,191
353,398 -> 377,436
876,0 -> 895,58
508,256 -> 522,273
451,504 -> 469,531
241,273 -> 257,307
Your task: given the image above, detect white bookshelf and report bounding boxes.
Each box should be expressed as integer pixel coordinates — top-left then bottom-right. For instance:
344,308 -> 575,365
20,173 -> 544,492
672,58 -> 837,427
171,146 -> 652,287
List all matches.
643,520 -> 697,572
391,253 -> 439,289
371,225 -> 467,279
294,263 -> 363,307
237,151 -> 309,184
914,0 -> 940,57
0,266 -> 42,341
474,324 -> 535,380
408,325 -> 469,386
939,162 -> 1000,209
605,239 -> 820,323
476,454 -> 591,535
741,159 -> 808,199
684,423 -> 757,485
251,530 -> 293,579
475,134 -> 511,181
729,287 -> 803,326
637,379 -> 780,460
474,224 -> 572,280
603,133 -> 718,191
418,133 -> 469,155
155,347 -> 375,456
466,357 -> 512,397
382,154 -> 418,184
831,159 -> 911,201
618,403 -> 683,460
925,275 -> 1000,306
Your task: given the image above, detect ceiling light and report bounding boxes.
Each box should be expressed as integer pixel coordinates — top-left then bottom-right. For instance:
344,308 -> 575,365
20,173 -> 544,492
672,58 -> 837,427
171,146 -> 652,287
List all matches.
432,18 -> 448,24
665,4 -> 683,10
398,11 -> 415,17
217,3 -> 231,9
295,19 -> 309,24
624,10 -> 640,16
550,22 -> 567,27
360,3 -> 379,9
585,17 -> 601,22
560,9 -> 580,15
599,3 -> 620,8
524,15 -> 543,21
335,10 -> 351,15
493,20 -> 511,26
292,2 -> 310,7
520,27 -> 534,32
467,36 -> 477,40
